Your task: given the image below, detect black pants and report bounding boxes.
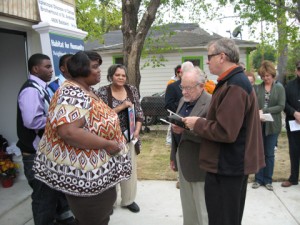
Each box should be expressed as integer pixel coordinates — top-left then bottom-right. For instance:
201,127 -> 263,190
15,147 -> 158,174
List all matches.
23,154 -> 72,225
66,187 -> 116,225
205,173 -> 248,225
287,130 -> 300,184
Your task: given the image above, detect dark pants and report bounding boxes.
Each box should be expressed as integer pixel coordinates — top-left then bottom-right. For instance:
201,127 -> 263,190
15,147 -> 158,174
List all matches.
23,154 -> 72,225
205,172 -> 248,225
287,130 -> 300,184
66,187 -> 116,225
255,125 -> 278,185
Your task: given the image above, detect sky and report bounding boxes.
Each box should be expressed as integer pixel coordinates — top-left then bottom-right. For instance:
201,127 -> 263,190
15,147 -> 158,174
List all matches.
163,3 -> 258,42
201,17 -> 254,41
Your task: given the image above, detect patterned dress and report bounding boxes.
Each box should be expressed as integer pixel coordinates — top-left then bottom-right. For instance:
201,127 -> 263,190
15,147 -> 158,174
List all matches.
97,84 -> 144,153
33,80 -> 131,197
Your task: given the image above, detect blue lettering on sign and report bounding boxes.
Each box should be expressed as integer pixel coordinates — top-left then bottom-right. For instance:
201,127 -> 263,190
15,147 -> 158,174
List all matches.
49,33 -> 84,76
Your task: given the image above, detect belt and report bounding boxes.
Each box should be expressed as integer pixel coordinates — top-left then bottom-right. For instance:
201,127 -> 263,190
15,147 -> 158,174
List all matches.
22,152 -> 35,156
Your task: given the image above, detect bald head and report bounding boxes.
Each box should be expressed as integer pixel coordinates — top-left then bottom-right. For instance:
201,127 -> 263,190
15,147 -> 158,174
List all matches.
181,61 -> 194,73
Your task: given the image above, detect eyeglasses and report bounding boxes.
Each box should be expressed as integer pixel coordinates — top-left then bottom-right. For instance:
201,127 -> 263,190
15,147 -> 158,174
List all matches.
207,52 -> 228,61
297,67 -> 300,71
207,53 -> 221,61
179,83 -> 200,92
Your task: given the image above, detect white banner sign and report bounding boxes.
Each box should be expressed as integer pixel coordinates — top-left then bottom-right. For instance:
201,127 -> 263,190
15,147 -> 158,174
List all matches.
37,0 -> 77,29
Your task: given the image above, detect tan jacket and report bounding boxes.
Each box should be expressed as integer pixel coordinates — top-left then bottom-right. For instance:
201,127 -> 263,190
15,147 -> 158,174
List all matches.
171,91 -> 211,182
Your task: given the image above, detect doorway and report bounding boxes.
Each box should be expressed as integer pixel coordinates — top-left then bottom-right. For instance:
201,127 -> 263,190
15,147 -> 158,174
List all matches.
0,28 -> 28,144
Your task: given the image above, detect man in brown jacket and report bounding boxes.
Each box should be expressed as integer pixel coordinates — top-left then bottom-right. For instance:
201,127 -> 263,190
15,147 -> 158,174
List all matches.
183,38 -> 265,225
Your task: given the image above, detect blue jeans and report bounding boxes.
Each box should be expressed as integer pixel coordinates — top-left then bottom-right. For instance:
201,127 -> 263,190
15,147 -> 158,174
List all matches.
23,154 -> 72,225
255,126 -> 279,185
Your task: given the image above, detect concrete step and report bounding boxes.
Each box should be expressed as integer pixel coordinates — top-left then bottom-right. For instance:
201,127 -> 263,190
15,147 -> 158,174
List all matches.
0,178 -> 32,225
0,196 -> 32,225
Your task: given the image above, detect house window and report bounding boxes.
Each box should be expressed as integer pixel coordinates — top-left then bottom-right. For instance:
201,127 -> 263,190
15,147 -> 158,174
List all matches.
182,56 -> 204,69
113,55 -> 124,65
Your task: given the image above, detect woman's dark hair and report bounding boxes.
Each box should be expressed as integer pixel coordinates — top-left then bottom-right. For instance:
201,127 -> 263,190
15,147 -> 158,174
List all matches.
67,51 -> 102,78
107,64 -> 128,82
174,65 -> 181,75
59,53 -> 73,68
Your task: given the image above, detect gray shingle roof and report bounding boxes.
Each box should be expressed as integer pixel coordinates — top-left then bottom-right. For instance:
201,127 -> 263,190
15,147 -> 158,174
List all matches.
84,23 -> 257,51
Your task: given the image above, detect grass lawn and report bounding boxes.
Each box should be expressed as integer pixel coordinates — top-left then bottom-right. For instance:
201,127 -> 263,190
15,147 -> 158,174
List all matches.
137,129 -> 291,182
137,130 -> 177,181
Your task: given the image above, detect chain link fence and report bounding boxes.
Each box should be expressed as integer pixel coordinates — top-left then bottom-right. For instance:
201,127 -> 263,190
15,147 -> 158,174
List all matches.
140,91 -> 168,127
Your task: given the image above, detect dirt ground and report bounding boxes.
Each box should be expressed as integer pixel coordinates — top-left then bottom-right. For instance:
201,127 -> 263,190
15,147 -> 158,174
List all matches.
137,130 -> 291,182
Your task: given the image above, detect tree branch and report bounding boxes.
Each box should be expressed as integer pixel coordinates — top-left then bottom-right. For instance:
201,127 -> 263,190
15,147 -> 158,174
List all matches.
262,0 -> 300,22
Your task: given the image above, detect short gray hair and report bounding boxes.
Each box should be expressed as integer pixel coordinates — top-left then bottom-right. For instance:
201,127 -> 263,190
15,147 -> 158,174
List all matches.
181,61 -> 194,73
194,67 -> 206,84
208,38 -> 239,64
183,67 -> 206,84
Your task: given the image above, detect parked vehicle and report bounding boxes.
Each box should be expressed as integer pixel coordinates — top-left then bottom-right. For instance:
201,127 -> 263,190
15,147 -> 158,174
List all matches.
141,91 -> 168,126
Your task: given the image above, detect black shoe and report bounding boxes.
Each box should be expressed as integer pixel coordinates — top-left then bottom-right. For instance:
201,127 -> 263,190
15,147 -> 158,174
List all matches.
124,202 -> 140,213
55,217 -> 78,225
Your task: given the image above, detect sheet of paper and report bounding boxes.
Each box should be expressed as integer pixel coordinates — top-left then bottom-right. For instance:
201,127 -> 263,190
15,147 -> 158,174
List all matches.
260,113 -> 274,122
131,138 -> 138,145
288,120 -> 300,132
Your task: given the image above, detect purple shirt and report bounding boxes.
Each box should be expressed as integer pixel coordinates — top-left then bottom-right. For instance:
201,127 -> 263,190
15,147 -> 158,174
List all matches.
18,75 -> 48,150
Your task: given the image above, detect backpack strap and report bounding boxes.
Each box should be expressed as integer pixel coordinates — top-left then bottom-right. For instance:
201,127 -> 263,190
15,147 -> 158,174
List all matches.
28,79 -> 50,104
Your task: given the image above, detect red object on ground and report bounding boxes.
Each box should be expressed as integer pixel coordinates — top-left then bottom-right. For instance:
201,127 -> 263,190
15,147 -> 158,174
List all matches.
1,177 -> 13,188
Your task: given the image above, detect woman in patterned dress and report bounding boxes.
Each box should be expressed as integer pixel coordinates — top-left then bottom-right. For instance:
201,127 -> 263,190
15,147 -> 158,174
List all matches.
33,51 -> 131,225
97,64 -> 143,213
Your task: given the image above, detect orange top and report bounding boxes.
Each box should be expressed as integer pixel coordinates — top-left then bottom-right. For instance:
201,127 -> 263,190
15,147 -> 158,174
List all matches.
204,80 -> 216,94
167,79 -> 176,86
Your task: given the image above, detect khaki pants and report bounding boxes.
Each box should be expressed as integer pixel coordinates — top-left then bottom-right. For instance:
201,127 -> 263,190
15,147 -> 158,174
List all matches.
119,142 -> 137,206
176,151 -> 208,225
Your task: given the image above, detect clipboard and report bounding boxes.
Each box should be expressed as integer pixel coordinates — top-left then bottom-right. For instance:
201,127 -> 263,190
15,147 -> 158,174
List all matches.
160,109 -> 189,130
166,114 -> 189,129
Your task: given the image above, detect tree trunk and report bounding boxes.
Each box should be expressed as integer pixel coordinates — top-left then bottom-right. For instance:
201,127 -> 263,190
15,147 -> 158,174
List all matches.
121,0 -> 161,90
276,0 -> 288,84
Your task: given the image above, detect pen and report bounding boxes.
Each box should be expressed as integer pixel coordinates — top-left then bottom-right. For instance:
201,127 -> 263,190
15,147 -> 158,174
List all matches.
167,109 -> 183,118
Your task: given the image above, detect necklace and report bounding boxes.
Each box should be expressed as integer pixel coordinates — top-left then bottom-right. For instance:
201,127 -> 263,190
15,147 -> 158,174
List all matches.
71,79 -> 99,99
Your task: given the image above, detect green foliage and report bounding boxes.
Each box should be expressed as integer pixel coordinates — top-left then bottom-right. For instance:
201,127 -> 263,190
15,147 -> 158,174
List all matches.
286,43 -> 300,81
216,0 -> 299,83
141,24 -> 182,68
75,0 -> 122,41
251,44 -> 277,70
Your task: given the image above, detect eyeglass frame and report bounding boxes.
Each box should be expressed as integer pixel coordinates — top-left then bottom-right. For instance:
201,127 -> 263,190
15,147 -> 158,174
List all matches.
207,52 -> 228,61
179,83 -> 201,92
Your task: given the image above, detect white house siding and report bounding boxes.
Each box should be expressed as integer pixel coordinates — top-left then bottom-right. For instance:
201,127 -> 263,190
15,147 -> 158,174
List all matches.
94,47 -> 248,98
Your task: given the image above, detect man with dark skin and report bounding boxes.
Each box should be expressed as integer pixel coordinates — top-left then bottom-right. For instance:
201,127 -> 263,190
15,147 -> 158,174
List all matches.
17,53 -> 76,225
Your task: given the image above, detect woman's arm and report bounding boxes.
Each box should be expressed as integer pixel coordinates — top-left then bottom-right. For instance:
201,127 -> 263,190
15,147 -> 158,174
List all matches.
134,121 -> 142,139
263,84 -> 286,114
57,117 -> 120,155
113,101 -> 133,113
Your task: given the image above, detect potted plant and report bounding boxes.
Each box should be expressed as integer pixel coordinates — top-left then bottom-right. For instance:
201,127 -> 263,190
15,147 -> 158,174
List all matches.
0,155 -> 19,188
